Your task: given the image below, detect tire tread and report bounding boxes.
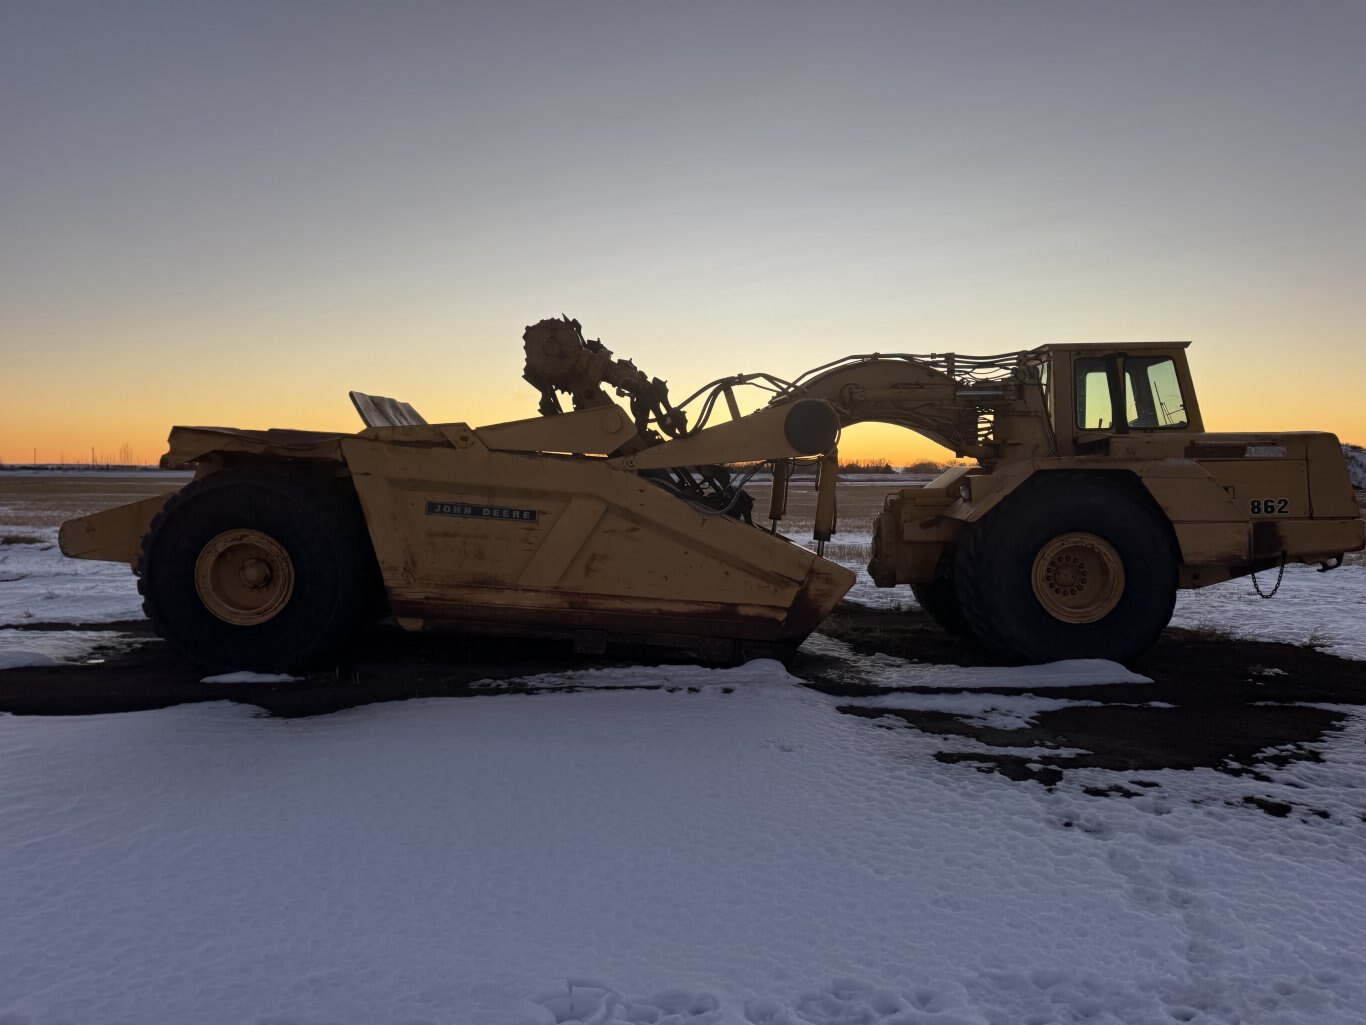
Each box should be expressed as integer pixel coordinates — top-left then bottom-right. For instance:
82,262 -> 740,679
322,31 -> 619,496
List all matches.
955,472 -> 1177,662
137,467 -> 379,671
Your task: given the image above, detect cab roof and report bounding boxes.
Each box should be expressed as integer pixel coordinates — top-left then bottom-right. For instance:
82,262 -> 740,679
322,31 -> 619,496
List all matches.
1033,340 -> 1192,353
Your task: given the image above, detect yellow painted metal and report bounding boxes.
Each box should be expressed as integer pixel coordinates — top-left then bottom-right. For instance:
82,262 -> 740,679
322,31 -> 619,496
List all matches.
479,403 -> 638,456
58,492 -> 172,566
338,434 -> 852,645
610,400 -> 839,470
194,528 -> 295,626
767,459 -> 791,525
1030,533 -> 1126,624
813,451 -> 839,543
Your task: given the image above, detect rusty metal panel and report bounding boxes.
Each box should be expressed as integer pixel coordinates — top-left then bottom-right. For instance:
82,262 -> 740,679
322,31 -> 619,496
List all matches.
340,435 -> 853,644
160,426 -> 347,469
349,391 -> 428,427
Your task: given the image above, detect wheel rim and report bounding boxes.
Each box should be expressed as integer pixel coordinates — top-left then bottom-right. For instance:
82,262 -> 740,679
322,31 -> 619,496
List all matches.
1030,532 -> 1125,624
194,529 -> 295,625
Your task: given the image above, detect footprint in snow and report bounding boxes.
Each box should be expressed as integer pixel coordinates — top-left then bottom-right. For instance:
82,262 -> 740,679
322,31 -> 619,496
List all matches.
747,978 -> 928,1024
531,977 -> 951,1025
532,980 -> 722,1024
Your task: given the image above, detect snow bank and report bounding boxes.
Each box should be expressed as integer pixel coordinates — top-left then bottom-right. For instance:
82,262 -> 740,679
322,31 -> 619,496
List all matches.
3,669 -> 1365,1024
802,635 -> 1150,690
799,635 -> 1145,727
201,671 -> 304,684
797,639 -> 1147,727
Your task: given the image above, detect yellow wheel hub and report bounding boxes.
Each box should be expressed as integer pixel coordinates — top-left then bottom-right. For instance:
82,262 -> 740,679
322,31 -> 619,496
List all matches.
194,529 -> 295,626
1030,532 -> 1125,624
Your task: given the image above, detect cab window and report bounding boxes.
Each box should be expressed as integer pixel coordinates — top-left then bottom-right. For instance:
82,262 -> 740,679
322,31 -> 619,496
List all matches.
1075,357 -> 1114,430
1125,356 -> 1187,429
1075,355 -> 1188,431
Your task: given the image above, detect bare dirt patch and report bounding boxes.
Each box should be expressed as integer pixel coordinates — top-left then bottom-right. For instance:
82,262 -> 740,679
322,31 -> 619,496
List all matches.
3,601 -> 1361,790
805,601 -> 1366,784
0,619 -> 664,717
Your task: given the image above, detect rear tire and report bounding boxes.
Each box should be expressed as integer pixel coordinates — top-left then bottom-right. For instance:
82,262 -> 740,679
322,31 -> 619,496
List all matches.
137,467 -> 378,672
955,474 -> 1176,663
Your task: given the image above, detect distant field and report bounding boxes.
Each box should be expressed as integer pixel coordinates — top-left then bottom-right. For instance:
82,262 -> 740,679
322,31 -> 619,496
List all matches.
746,480 -> 894,565
0,474 -> 189,531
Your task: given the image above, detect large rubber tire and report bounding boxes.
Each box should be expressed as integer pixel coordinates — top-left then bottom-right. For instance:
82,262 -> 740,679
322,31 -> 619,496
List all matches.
910,577 -> 974,638
137,467 -> 379,672
955,474 -> 1177,663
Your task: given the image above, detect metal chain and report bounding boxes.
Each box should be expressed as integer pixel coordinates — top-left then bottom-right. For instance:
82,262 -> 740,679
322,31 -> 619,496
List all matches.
1251,554 -> 1286,599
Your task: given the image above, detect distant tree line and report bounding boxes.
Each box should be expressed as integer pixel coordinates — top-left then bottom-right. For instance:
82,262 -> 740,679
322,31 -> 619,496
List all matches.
837,459 -> 895,474
836,458 -> 966,475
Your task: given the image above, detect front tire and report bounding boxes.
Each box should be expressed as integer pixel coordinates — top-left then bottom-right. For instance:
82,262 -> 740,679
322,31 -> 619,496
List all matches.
910,577 -> 974,638
137,467 -> 378,672
955,474 -> 1176,663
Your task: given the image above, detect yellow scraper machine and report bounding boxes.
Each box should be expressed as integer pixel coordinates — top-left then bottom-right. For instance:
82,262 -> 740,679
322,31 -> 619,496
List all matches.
61,317 -> 1363,671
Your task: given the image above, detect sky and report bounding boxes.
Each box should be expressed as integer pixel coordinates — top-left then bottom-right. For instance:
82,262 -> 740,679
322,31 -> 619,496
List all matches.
2,0 -> 1364,465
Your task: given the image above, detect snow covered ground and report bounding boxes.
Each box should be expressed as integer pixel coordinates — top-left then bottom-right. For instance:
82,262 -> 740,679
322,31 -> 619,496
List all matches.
1170,564 -> 1366,661
3,501 -> 1366,1023
0,528 -> 146,627
3,661 -> 1366,1024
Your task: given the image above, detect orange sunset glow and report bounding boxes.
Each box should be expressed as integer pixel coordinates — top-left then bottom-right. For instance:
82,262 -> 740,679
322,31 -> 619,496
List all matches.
4,4 -> 1364,467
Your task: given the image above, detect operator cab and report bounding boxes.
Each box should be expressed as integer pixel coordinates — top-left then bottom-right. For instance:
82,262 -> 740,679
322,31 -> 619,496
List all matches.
1036,341 -> 1204,455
